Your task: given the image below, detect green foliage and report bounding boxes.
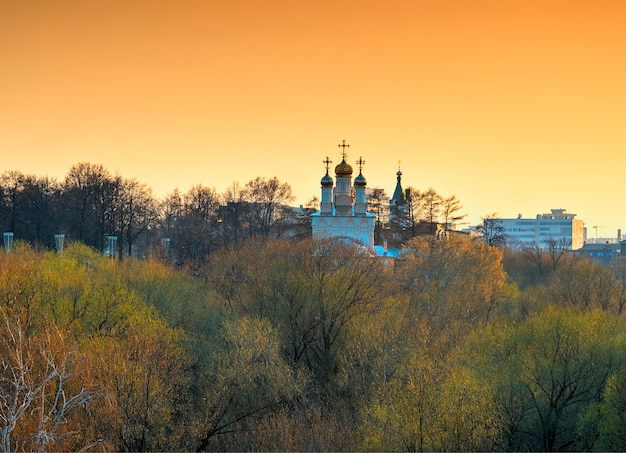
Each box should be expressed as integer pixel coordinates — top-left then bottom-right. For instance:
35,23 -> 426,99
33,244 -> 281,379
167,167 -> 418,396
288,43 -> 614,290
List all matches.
195,315 -> 307,451
2,234 -> 626,452
203,238 -> 389,385
462,307 -> 625,451
578,366 -> 626,451
82,314 -> 190,451
398,235 -> 513,353
0,242 -> 196,451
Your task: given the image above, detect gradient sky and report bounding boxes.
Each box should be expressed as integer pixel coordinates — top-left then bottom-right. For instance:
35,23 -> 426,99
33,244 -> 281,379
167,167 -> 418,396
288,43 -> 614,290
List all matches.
2,0 -> 625,237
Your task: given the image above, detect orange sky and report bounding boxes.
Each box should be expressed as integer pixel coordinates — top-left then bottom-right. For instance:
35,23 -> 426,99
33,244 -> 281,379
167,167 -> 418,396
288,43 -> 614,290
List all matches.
2,0 -> 625,237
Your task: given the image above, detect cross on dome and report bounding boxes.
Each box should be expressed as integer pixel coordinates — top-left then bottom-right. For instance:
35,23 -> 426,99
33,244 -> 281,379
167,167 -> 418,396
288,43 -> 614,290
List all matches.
323,156 -> 332,172
338,139 -> 350,160
357,156 -> 365,172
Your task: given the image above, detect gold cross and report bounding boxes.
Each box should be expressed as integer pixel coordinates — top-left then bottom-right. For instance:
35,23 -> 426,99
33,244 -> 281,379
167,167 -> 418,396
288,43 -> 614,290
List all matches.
323,156 -> 332,172
357,156 -> 365,172
338,139 -> 350,159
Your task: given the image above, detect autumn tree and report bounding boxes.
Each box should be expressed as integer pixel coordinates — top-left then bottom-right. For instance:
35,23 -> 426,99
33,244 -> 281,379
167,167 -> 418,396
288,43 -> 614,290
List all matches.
544,259 -> 624,313
361,235 -> 512,451
397,235 -> 510,352
83,315 -> 190,451
0,308 -> 94,452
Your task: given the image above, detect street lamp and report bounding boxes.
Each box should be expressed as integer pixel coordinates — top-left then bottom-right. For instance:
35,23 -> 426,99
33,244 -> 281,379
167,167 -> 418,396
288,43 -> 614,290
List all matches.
161,237 -> 171,254
55,234 -> 65,253
3,232 -> 13,252
107,236 -> 117,258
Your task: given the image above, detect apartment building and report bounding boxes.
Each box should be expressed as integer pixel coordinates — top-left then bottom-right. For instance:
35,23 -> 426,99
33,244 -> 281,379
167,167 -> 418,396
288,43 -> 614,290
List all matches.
501,208 -> 584,250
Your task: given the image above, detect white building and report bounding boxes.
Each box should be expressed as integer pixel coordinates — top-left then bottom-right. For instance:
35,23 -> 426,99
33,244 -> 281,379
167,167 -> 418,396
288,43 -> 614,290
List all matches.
501,208 -> 584,250
311,144 -> 376,252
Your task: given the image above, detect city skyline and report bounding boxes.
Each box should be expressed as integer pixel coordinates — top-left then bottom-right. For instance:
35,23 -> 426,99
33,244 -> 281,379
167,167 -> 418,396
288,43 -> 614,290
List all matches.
2,1 -> 625,236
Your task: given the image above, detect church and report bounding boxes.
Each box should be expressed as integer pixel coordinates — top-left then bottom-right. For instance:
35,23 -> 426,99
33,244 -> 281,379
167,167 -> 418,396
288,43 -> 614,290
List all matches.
310,141 -> 376,252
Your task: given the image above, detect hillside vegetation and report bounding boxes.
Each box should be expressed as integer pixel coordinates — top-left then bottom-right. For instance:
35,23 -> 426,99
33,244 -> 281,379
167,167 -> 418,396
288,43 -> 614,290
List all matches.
1,236 -> 625,452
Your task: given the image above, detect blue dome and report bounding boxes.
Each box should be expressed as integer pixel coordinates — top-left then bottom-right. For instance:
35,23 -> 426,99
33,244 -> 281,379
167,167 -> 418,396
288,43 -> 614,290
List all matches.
354,172 -> 367,187
321,172 -> 333,188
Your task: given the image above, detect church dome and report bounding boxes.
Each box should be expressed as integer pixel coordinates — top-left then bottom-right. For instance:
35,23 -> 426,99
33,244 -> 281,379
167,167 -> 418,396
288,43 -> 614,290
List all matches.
354,172 -> 367,187
335,158 -> 353,178
321,171 -> 333,188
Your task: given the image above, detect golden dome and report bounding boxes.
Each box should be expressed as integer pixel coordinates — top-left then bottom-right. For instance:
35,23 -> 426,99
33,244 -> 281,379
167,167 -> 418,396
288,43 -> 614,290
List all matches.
335,158 -> 353,178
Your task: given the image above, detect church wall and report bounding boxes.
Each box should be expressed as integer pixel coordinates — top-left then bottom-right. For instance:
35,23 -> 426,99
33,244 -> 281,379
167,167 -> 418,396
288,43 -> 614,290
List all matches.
311,151 -> 375,252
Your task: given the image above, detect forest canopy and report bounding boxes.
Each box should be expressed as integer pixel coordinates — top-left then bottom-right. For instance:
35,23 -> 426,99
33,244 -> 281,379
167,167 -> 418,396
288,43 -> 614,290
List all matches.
1,233 -> 625,451
2,163 -> 625,451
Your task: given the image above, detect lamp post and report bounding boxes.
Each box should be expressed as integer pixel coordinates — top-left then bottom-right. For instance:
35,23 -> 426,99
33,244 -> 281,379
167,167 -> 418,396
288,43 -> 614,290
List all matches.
107,236 -> 117,258
55,234 -> 65,253
161,237 -> 171,254
3,232 -> 13,252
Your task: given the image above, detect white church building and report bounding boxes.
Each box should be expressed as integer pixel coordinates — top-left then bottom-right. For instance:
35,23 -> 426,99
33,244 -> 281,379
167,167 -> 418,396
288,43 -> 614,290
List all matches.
311,141 -> 376,252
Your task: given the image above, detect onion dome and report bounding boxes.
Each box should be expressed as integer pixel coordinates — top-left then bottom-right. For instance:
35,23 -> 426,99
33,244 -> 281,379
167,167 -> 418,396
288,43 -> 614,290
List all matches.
354,171 -> 367,188
321,171 -> 333,188
335,158 -> 353,178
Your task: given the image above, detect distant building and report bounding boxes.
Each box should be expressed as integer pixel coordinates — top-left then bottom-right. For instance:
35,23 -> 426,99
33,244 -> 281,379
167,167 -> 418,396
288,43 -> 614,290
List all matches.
575,242 -> 621,265
311,142 -> 376,252
500,209 -> 584,250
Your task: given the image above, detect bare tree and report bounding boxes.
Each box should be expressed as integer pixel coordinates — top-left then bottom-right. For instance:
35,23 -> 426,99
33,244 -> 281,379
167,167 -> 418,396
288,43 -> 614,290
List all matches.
544,236 -> 572,272
477,213 -> 507,247
0,171 -> 26,234
522,242 -> 548,280
61,163 -> 116,250
0,172 -> 60,247
421,188 -> 443,234
114,178 -> 158,258
160,189 -> 183,234
221,181 -> 250,243
243,177 -> 294,237
183,185 -> 220,221
167,185 -> 224,265
0,310 -> 94,453
20,175 -> 59,247
366,188 -> 388,244
441,195 -> 466,230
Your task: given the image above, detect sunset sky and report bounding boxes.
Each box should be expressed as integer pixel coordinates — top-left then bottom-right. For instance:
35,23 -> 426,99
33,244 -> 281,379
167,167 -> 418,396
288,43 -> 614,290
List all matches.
2,0 -> 625,237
